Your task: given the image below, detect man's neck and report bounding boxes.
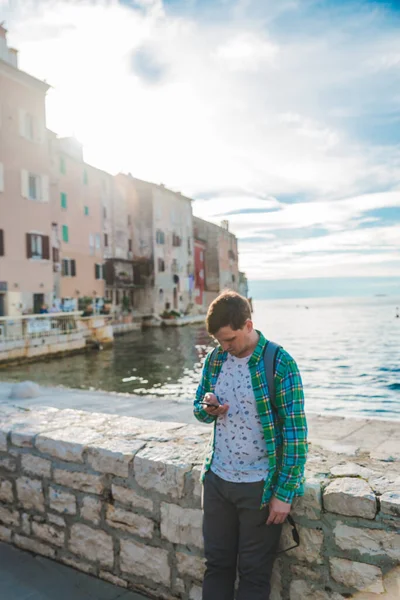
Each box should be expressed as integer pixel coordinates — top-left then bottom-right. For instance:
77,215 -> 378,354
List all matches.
235,331 -> 260,358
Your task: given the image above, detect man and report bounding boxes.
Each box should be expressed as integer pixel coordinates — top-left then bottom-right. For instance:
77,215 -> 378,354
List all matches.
194,291 -> 308,600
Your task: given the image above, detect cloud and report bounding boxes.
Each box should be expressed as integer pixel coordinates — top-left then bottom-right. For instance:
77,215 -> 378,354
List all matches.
3,0 -> 400,282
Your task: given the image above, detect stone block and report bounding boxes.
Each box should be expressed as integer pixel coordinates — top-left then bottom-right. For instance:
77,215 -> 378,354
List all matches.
292,476 -> 322,520
0,478 -> 13,503
60,556 -> 95,574
99,571 -> 128,588
134,444 -> 194,499
270,558 -> 282,600
334,522 -> 400,561
329,557 -> 384,594
49,487 -> 77,515
81,496 -> 102,525
0,505 -> 20,526
14,534 -> 55,558
330,462 -> 373,479
176,552 -> 205,581
280,522 -> 324,564
36,427 -> 102,463
174,578 -> 185,595
0,431 -> 7,451
0,457 -> 16,471
161,503 -> 203,549
21,513 -> 31,535
290,564 -> 322,583
189,585 -> 202,600
53,469 -> 104,494
111,484 -> 153,512
0,524 -> 11,542
69,524 -> 113,567
21,454 -> 51,478
190,466 -> 202,502
86,439 -> 145,477
16,477 -> 44,512
47,513 -> 65,527
289,580 -> 345,600
380,491 -> 400,517
106,505 -> 154,538
120,539 -> 170,586
323,477 -> 377,519
32,521 -> 65,547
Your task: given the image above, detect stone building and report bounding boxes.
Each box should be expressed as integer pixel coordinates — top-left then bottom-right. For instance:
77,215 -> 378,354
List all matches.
128,178 -> 195,316
0,25 -> 53,316
194,236 -> 207,310
193,216 -> 239,306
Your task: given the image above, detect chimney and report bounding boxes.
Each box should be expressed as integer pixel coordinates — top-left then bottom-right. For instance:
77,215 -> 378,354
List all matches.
221,220 -> 229,231
0,23 -> 19,68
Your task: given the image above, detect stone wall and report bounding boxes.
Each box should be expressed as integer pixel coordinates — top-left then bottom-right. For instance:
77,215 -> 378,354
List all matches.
0,406 -> 399,599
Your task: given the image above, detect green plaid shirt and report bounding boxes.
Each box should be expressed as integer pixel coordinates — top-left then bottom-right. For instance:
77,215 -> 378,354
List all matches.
194,332 -> 308,505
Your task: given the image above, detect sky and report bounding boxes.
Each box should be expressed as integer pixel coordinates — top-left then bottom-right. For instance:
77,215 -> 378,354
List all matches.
2,0 -> 400,296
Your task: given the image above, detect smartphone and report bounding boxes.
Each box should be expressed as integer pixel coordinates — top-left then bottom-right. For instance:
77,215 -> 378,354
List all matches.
201,402 -> 219,408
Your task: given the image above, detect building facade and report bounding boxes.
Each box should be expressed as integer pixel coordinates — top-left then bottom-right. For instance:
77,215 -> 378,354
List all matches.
0,25 -> 52,316
49,136 -> 107,311
194,237 -> 207,309
193,216 -> 239,307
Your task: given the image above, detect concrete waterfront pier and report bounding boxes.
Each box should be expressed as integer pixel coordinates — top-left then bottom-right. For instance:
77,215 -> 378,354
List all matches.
0,390 -> 399,599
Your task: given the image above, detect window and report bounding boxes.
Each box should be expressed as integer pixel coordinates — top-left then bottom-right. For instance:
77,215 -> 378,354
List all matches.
156,230 -> 165,244
26,233 -> 50,260
60,192 -> 67,210
95,234 -> 101,250
60,156 -> 66,174
95,264 -> 104,280
158,258 -> 165,272
29,174 -> 39,200
84,206 -> 89,216
0,229 -> 4,256
104,233 -> 108,247
172,234 -> 182,247
187,236 -> 192,255
172,258 -> 178,273
128,239 -> 132,252
62,225 -> 69,243
232,274 -> 236,283
52,247 -> 59,263
62,259 -> 76,277
83,169 -> 88,185
89,233 -> 94,255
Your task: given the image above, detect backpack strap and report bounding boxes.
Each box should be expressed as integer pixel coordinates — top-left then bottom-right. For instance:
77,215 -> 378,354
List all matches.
263,341 -> 281,408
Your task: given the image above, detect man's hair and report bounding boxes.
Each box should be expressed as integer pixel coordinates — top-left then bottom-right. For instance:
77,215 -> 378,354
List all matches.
206,291 -> 251,335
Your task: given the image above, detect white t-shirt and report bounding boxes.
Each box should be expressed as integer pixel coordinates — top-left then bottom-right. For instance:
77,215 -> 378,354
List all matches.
211,353 -> 269,483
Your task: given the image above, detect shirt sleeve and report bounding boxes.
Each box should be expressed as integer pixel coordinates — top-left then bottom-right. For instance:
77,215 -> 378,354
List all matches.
193,351 -> 217,425
273,351 -> 308,503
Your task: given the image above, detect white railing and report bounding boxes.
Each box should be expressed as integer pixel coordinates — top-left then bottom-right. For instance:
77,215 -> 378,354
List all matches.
0,312 -> 82,343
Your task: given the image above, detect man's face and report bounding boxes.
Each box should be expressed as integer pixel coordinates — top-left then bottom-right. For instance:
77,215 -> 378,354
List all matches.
213,321 -> 253,357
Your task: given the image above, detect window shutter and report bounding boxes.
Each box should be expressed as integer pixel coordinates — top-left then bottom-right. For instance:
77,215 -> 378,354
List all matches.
0,163 -> 4,193
26,233 -> 32,258
21,170 -> 29,199
62,259 -> 68,276
71,260 -> 76,277
0,229 -> 4,256
95,264 -> 98,279
42,235 -> 50,260
41,175 -> 49,202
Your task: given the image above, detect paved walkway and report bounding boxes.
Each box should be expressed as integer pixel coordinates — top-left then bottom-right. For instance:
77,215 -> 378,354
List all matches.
0,382 -> 399,459
0,542 -> 148,600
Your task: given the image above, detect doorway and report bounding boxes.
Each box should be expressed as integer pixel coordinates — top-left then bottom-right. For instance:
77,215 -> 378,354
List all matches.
33,293 -> 45,314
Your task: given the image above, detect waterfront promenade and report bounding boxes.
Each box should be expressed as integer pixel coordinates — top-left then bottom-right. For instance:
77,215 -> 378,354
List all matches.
0,381 -> 399,459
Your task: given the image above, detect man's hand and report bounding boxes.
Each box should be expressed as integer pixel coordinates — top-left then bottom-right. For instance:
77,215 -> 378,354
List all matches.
267,496 -> 291,525
203,393 -> 229,417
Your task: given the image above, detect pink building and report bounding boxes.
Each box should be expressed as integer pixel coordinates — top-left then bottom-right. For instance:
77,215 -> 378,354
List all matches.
49,136 -> 107,310
0,25 -> 53,316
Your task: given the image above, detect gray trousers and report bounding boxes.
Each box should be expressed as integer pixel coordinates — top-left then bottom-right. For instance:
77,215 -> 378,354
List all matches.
202,470 -> 282,600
